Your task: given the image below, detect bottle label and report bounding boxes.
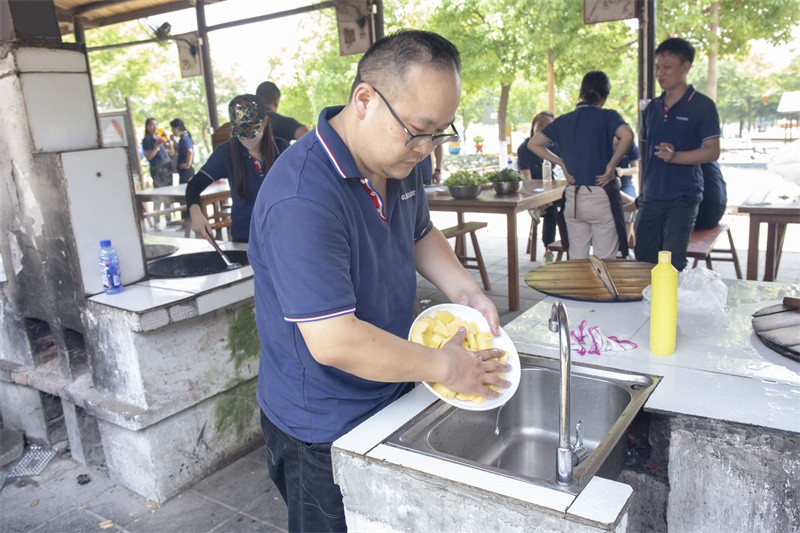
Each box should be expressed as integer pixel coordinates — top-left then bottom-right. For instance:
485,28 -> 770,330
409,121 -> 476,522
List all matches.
100,256 -> 123,292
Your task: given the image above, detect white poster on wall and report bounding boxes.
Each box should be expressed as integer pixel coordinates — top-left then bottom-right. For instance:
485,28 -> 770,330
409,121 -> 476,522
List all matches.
176,32 -> 202,78
336,0 -> 374,56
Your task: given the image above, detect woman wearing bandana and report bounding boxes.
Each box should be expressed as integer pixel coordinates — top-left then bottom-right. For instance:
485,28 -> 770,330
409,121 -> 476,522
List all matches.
186,94 -> 290,243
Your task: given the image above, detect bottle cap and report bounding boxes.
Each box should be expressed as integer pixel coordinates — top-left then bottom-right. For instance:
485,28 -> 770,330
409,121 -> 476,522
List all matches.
658,250 -> 672,263
100,239 -> 111,247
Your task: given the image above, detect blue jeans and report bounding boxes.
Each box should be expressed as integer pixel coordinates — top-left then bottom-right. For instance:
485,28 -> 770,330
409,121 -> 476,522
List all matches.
634,196 -> 699,271
261,411 -> 347,532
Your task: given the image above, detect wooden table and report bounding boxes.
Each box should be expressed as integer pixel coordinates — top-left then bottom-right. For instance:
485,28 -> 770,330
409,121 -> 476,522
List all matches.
136,181 -> 231,238
426,179 -> 566,311
738,180 -> 800,281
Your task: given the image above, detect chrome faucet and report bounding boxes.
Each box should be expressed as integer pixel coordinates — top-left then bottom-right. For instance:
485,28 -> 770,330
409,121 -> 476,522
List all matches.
549,300 -> 579,485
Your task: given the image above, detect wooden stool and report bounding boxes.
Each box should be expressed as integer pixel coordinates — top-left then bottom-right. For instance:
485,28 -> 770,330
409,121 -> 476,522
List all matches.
441,222 -> 491,290
545,240 -> 567,261
687,223 -> 742,279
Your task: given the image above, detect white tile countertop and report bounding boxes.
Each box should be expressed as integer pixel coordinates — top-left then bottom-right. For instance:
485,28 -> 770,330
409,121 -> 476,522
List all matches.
504,279 -> 800,432
333,278 -> 800,527
87,235 -> 253,317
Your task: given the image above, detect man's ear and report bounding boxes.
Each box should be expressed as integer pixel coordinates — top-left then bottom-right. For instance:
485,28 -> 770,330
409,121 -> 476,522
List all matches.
352,83 -> 373,120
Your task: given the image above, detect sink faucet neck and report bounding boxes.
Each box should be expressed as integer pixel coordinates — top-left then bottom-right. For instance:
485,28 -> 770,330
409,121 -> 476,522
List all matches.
550,300 -> 574,485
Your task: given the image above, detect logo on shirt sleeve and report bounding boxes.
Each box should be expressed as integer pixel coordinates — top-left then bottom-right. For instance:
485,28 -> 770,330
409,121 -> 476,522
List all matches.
400,190 -> 417,201
676,116 -> 689,121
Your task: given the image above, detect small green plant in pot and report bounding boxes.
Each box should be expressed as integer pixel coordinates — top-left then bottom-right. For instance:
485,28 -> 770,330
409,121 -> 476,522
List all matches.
486,169 -> 522,194
443,171 -> 486,199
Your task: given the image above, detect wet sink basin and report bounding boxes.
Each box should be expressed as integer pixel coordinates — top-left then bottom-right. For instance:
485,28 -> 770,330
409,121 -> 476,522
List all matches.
386,354 -> 660,495
147,250 -> 249,278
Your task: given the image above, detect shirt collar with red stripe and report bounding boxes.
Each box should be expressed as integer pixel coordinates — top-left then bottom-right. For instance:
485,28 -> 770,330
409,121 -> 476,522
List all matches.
314,106 -> 389,222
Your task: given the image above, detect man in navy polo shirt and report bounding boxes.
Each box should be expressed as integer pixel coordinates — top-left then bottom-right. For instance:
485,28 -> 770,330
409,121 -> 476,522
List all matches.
248,30 -> 510,532
635,37 -> 721,270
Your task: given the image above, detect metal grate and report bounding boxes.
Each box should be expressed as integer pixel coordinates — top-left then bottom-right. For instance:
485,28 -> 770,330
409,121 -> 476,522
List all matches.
8,445 -> 57,478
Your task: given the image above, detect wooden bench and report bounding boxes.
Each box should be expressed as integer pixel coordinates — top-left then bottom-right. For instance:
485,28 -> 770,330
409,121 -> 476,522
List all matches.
687,223 -> 742,278
140,205 -> 186,229
441,222 -> 491,290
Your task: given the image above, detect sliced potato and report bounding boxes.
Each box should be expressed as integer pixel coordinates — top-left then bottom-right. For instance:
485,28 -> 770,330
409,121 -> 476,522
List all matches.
411,311 -> 508,404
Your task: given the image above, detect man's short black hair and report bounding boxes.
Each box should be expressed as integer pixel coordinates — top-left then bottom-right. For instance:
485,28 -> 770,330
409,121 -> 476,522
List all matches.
256,81 -> 281,104
351,29 -> 460,98
655,37 -> 695,64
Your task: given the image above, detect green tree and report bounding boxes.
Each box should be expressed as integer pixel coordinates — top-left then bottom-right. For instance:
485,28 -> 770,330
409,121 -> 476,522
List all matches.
659,0 -> 800,101
85,20 -> 242,164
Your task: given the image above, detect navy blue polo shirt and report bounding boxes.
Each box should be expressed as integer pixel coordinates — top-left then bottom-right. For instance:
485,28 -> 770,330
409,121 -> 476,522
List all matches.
197,138 -> 290,241
248,106 -> 433,443
700,161 -> 726,206
142,133 -> 170,167
541,103 -> 626,186
618,142 -> 640,197
517,137 -> 560,179
641,85 -> 720,201
176,132 -> 194,166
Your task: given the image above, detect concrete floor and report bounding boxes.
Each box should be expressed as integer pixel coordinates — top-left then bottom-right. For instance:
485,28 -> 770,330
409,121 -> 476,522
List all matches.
2,162 -> 798,532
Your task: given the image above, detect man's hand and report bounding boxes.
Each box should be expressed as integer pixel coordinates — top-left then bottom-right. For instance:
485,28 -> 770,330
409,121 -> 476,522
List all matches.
455,292 -> 500,336
654,142 -> 675,162
438,327 -> 511,398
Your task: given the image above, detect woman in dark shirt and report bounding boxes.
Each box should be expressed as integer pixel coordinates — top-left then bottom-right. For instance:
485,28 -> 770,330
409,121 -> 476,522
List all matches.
528,71 -> 634,259
186,94 -> 289,243
169,118 -> 194,185
517,111 -> 559,259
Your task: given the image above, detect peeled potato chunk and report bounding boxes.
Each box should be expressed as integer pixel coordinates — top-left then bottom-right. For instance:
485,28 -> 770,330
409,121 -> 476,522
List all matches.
410,310 -> 507,403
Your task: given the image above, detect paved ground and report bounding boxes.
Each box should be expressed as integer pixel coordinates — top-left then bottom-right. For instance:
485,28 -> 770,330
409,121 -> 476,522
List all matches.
1,159 -> 798,532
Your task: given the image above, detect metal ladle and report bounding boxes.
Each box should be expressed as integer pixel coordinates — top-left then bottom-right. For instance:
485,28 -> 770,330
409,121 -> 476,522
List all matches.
209,238 -> 242,270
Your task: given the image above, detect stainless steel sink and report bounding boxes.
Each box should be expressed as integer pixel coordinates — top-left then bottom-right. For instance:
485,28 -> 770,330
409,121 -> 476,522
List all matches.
386,354 -> 660,495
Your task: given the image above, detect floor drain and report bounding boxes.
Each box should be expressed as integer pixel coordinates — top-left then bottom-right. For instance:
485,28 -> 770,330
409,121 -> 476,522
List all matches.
8,445 -> 57,478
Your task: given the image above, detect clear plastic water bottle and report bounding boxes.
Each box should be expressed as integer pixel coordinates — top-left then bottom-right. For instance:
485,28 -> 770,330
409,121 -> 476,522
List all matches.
542,159 -> 553,180
99,240 -> 124,294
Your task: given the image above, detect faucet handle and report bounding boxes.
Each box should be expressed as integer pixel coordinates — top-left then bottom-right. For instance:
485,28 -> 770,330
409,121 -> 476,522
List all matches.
574,420 -> 584,449
572,419 -> 588,465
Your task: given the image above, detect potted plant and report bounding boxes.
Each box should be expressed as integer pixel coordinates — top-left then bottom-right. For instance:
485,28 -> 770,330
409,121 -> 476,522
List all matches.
473,135 -> 484,154
443,171 -> 487,199
486,168 -> 523,195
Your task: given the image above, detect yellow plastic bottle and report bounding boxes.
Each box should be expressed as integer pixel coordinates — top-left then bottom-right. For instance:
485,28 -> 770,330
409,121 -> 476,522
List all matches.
650,250 -> 678,355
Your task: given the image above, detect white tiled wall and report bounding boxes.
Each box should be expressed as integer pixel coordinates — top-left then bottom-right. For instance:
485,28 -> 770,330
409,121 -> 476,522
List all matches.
61,148 -> 145,295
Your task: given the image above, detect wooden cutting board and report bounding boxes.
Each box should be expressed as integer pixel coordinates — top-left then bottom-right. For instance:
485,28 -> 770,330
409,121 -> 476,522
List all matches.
524,258 -> 653,302
751,297 -> 800,362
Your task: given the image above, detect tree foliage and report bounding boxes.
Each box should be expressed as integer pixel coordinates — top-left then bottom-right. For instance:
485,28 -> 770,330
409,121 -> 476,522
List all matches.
85,20 -> 241,162
659,0 -> 800,57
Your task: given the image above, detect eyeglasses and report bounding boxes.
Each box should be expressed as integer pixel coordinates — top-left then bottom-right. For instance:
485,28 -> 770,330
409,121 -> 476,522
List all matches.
370,85 -> 459,148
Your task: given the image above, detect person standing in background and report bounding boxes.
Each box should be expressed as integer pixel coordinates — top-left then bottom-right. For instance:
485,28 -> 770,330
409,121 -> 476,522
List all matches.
420,144 -> 444,185
141,117 -> 174,228
142,117 -> 173,188
613,136 -> 640,248
255,81 -> 311,141
518,111 -> 559,261
169,118 -> 194,184
529,71 -> 634,260
694,161 -> 728,229
186,95 -> 289,243
635,37 -> 721,270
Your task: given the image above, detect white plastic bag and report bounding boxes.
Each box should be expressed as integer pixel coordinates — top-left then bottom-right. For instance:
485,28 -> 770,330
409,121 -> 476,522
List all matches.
642,267 -> 728,337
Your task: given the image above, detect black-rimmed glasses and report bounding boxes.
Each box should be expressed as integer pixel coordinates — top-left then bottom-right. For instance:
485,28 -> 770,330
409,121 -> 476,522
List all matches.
370,86 -> 459,148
